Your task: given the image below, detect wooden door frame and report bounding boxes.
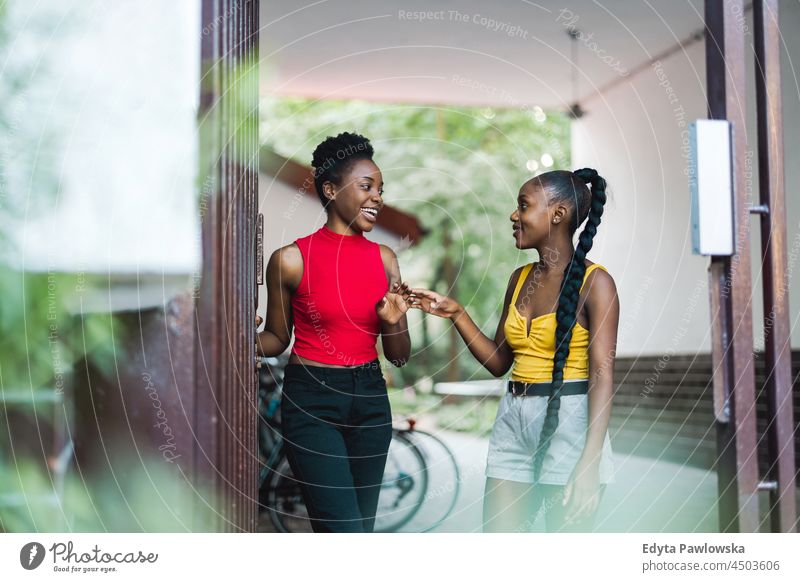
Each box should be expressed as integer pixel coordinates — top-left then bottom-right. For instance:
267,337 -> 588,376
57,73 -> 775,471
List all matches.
195,0 -> 260,532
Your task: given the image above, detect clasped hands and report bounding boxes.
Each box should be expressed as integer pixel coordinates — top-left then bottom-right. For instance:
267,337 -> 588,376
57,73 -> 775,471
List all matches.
377,283 -> 463,323
253,281 -> 453,336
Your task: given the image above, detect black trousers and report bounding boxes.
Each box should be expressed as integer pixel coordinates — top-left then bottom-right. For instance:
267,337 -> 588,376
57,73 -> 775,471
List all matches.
280,359 -> 393,533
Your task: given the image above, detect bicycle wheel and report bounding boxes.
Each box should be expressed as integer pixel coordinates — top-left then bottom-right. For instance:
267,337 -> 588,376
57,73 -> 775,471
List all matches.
373,430 -> 428,533
265,431 -> 428,533
256,361 -> 281,486
264,447 -> 312,533
402,428 -> 461,532
256,389 -> 280,510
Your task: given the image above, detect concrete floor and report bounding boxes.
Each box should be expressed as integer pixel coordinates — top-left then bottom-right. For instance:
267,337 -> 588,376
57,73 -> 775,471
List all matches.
258,429 -> 797,533
414,430 -> 720,533
417,431 -> 800,533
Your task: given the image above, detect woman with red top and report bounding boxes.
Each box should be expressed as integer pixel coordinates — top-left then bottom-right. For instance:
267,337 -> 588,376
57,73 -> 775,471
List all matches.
256,132 -> 411,532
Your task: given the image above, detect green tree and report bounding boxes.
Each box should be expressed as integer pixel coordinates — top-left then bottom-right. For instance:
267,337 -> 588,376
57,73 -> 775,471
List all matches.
261,97 -> 570,384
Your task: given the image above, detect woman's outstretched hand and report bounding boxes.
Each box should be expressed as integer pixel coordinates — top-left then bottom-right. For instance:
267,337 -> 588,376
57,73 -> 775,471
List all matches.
376,281 -> 412,325
407,288 -> 463,320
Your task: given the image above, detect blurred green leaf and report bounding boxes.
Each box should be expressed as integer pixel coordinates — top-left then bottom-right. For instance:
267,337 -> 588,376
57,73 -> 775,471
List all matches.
1,455 -> 220,532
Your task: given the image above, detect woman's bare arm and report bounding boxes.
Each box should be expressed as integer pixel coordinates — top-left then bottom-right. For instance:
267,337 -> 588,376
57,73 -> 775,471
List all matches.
582,268 -> 619,463
562,269 -> 619,522
377,245 -> 411,367
563,267 -> 620,523
410,268 -> 521,377
256,245 -> 302,357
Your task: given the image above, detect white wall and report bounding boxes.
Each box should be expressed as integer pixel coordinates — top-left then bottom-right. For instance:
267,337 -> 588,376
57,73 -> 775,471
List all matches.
571,1 -> 800,357
3,1 -> 201,294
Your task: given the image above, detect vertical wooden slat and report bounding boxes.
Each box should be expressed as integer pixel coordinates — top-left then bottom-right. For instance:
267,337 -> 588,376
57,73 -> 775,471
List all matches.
233,0 -> 239,511
704,0 -> 760,532
196,0 -> 220,531
250,0 -> 260,515
247,0 -> 257,518
197,0 -> 259,532
225,0 -> 234,526
234,0 -> 243,524
220,0 -> 229,524
753,0 -> 796,533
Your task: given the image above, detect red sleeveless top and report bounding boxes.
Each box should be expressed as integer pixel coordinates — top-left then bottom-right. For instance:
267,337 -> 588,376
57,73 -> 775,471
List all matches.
290,224 -> 388,366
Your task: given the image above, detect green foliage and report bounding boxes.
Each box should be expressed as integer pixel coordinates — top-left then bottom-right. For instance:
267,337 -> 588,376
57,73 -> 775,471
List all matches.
388,387 -> 499,436
0,268 -> 119,392
433,398 -> 500,436
199,46 -> 260,192
0,455 -> 220,532
0,268 -> 128,532
387,387 -> 441,418
262,96 -> 571,383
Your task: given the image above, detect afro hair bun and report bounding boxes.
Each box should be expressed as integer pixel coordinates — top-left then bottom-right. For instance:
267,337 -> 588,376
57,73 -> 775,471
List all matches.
311,132 -> 375,209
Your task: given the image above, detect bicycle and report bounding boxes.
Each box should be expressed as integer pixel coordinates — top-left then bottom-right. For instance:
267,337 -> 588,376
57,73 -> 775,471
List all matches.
257,357 -> 461,533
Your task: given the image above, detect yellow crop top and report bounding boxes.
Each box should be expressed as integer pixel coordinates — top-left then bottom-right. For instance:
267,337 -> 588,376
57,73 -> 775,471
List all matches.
504,262 -> 607,383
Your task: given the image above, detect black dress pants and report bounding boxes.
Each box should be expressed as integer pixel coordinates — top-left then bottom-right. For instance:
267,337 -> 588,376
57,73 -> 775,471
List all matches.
280,359 -> 393,532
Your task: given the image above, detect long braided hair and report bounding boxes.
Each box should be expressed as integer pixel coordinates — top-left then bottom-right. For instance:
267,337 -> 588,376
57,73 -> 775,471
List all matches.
532,168 -> 608,483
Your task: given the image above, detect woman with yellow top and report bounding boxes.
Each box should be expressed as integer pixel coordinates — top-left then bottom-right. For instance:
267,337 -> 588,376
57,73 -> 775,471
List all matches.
408,168 -> 619,532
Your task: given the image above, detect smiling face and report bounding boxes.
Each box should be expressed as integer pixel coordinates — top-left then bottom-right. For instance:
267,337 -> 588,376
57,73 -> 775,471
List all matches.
322,158 -> 384,233
510,179 -> 553,249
